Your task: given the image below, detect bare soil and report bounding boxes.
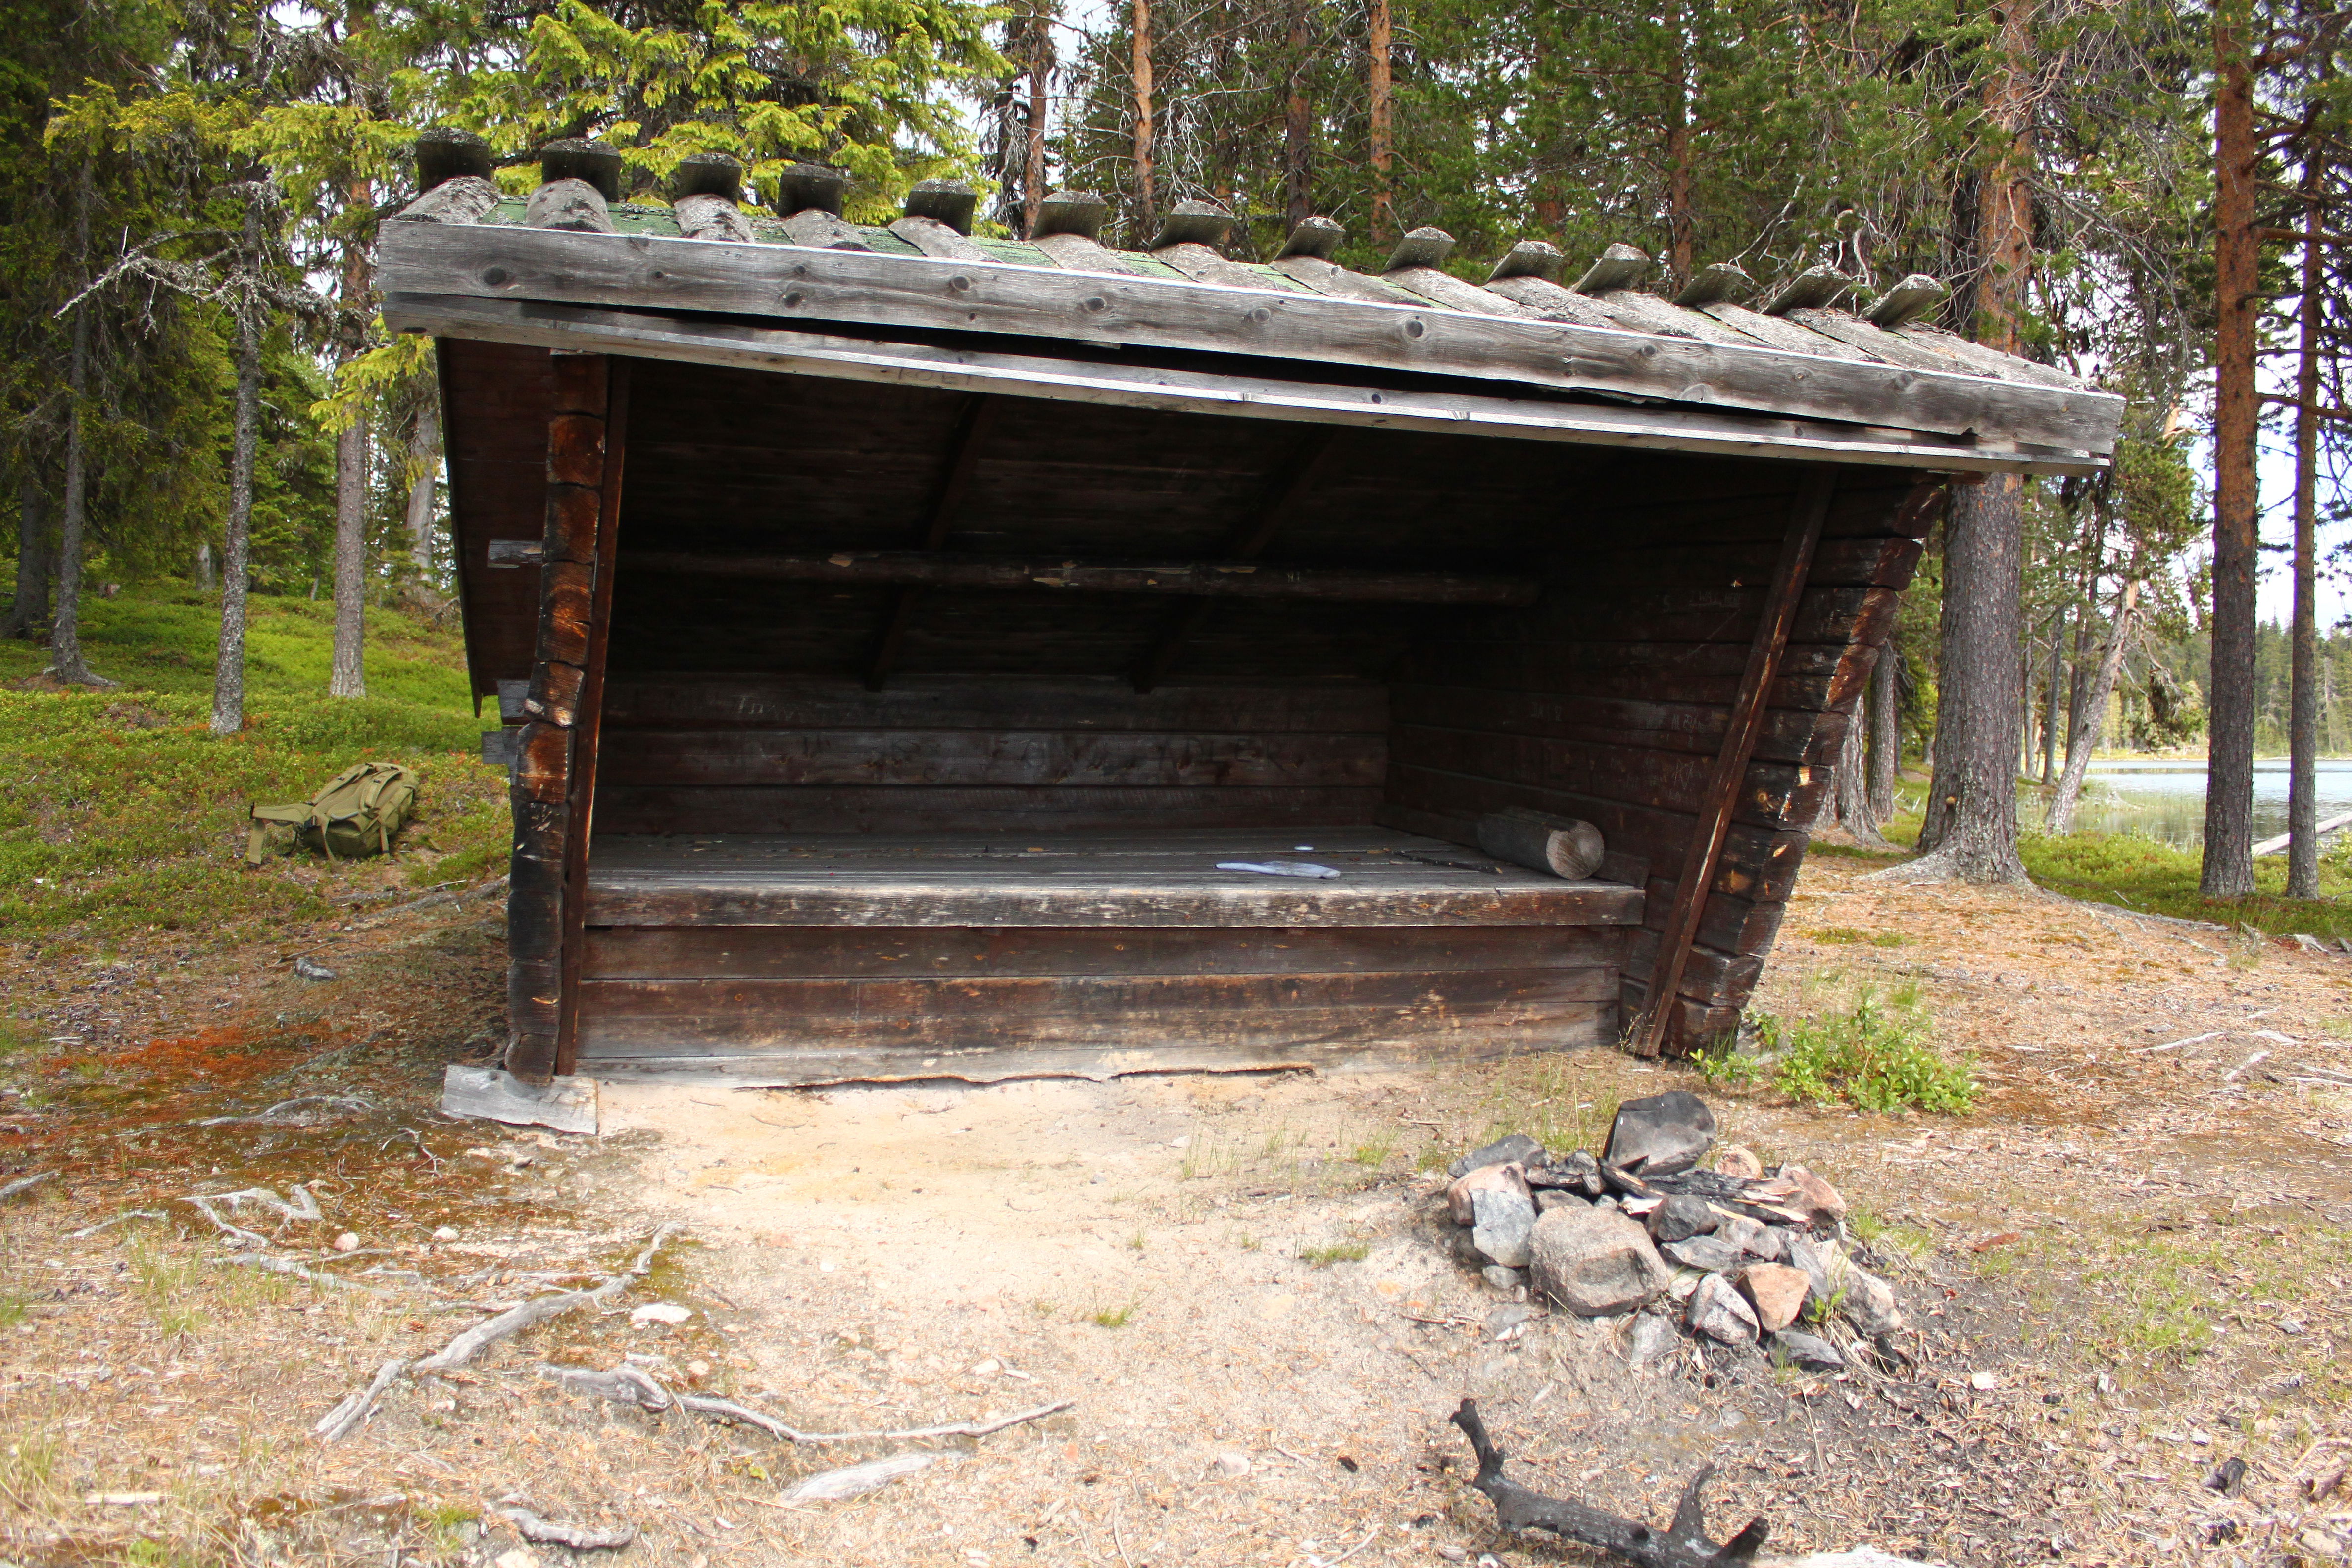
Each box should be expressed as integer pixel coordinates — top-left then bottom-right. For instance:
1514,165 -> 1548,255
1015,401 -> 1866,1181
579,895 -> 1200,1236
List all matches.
1,851 -> 2349,1567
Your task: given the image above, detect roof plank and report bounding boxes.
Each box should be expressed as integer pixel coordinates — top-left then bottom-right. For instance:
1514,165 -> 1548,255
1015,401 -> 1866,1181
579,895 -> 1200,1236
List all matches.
377,223 -> 2118,454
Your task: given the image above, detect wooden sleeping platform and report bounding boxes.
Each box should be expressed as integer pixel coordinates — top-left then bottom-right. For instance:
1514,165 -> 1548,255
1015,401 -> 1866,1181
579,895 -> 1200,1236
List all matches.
576,828 -> 1644,1082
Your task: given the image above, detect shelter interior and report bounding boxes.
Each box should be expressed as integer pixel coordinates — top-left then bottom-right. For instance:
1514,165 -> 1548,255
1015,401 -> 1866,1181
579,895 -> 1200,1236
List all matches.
451,341 -> 1921,1082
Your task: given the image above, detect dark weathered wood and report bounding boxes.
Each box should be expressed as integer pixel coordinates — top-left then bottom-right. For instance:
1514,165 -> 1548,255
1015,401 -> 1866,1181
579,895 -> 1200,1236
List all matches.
602,676 -> 1388,733
588,873 -> 1640,929
543,483 -> 600,560
1632,467 -> 1835,1056
594,783 -> 1383,835
632,550 -> 1538,603
867,394 -> 999,689
597,728 -> 1384,788
547,413 -> 606,484
488,539 -> 545,567
525,659 -> 584,727
535,560 -> 593,666
582,921 -> 1624,980
1133,427 -> 1341,692
377,224 -> 2122,453
391,294 -> 2104,475
553,357 -> 630,1076
514,721 -> 571,802
1477,808 -> 1605,878
574,1003 -> 1615,1083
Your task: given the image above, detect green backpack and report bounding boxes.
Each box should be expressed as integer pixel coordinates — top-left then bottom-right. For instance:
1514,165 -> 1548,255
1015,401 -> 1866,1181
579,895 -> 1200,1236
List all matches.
245,761 -> 420,864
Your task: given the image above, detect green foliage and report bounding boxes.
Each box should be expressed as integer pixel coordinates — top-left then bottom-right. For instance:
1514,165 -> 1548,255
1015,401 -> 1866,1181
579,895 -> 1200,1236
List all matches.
1754,985 -> 1977,1115
0,583 -> 502,943
1298,1241 -> 1368,1266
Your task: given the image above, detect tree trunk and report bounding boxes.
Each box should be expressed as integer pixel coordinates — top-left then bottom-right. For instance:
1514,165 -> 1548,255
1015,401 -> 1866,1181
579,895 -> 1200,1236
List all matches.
1868,636 -> 1899,821
1368,0 -> 1393,244
211,202 -> 265,737
1283,0 -> 1313,231
195,540 -> 214,592
2039,610 -> 2063,781
2286,136 -> 2323,898
407,390 -> 441,575
1663,0 -> 1694,286
329,215 -> 371,698
49,167 -> 109,688
1130,0 -> 1155,234
1914,479 -> 2030,880
2203,0 -> 2258,897
1024,7 -> 1052,235
2047,578 -> 2140,835
1835,688 -> 1891,847
1,479 -> 49,639
1913,0 -> 2031,883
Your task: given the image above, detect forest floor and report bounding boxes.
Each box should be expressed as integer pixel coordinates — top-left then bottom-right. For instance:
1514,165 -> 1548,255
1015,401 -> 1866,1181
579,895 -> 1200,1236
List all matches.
1,842 -> 2348,1568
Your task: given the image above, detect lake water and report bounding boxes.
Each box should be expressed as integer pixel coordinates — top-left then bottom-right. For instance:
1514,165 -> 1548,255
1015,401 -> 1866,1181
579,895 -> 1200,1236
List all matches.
2061,758 -> 2352,851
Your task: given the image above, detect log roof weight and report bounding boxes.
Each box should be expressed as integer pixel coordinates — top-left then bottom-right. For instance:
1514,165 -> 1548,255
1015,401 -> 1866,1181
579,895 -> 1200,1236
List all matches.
379,147 -> 2121,475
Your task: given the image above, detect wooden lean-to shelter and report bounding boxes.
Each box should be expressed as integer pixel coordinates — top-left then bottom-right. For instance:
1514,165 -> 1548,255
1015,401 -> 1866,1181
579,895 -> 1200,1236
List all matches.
378,133 -> 2120,1088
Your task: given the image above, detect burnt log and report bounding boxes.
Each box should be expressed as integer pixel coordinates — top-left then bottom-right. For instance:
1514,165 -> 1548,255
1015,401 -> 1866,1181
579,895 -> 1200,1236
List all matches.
1450,1399 -> 1766,1567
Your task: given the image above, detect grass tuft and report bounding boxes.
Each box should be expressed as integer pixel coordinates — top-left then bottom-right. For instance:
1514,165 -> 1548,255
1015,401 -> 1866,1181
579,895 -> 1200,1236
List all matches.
1753,983 -> 1976,1114
1298,1241 -> 1370,1266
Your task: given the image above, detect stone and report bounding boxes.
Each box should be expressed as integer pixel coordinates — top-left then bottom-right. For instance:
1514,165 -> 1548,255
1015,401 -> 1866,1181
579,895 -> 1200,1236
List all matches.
1591,1194 -> 1619,1212
1448,1134 -> 1544,1179
630,1302 -> 693,1326
1486,1304 -> 1536,1339
330,1232 -> 360,1253
1212,1450 -> 1251,1478
492,1551 -> 542,1568
1527,1148 -> 1604,1197
1533,1189 -> 1586,1214
431,1225 -> 460,1242
1736,1263 -> 1811,1334
1470,1185 -> 1537,1269
1753,1164 -> 1847,1229
1625,1313 -> 1680,1367
1481,1265 -> 1526,1292
1601,1091 -> 1715,1176
1449,1229 -> 1487,1265
1715,1213 -> 1773,1258
1715,1145 -> 1764,1179
1839,1263 -> 1905,1336
1648,1194 -> 1717,1244
1769,1329 -> 1845,1372
1527,1206 -> 1671,1317
1786,1235 -> 1837,1302
1448,1162 -> 1530,1226
1687,1272 -> 1759,1345
1660,1234 -> 1744,1273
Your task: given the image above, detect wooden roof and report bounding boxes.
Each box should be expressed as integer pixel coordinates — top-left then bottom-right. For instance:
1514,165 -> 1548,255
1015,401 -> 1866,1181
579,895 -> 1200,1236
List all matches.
381,156 -> 2120,477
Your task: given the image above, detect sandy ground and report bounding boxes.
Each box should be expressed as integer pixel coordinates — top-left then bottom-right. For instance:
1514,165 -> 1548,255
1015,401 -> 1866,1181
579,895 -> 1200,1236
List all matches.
2,850 -> 2350,1567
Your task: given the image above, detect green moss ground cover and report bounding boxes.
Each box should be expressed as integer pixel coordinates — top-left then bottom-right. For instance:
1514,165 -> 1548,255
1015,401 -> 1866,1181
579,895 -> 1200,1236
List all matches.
0,587 -> 507,948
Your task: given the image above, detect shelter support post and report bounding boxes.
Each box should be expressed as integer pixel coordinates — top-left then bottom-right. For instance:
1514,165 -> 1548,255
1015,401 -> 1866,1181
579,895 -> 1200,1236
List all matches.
1629,464 -> 1836,1057
506,352 -> 631,1083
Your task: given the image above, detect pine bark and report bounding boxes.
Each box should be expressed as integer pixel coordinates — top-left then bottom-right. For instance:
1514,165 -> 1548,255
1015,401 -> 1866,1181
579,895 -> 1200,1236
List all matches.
1368,0 -> 1393,243
2203,0 -> 2259,896
329,210 -> 371,698
2,480 -> 49,639
1131,0 -> 1155,232
2287,140 -> 2323,898
2039,612 -> 2063,781
1283,0 -> 1313,231
1835,692 -> 1890,847
49,165 -> 107,687
1914,0 -> 2031,882
1663,0 -> 1695,286
2047,578 -> 2139,835
1868,638 -> 1899,822
1024,9 -> 1052,235
211,200 -> 265,737
406,392 -> 441,574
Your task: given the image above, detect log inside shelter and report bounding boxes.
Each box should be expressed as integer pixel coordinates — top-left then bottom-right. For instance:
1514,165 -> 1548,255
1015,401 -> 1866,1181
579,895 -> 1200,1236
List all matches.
383,141 -> 2118,1085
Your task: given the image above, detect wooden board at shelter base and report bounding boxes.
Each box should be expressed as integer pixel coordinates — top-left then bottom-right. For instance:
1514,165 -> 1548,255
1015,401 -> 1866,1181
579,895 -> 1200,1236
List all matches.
570,830 -> 1633,1084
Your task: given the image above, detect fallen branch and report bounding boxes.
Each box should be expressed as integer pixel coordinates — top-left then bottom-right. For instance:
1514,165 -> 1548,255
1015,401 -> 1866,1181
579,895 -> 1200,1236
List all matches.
1450,1398 -> 1766,1566
196,1095 -> 371,1128
218,1252 -> 383,1294
495,1507 -> 635,1551
187,1184 -> 322,1248
0,1170 -> 57,1202
316,1357 -> 408,1441
416,1223 -> 680,1372
69,1209 -> 168,1239
543,1362 -> 1072,1445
